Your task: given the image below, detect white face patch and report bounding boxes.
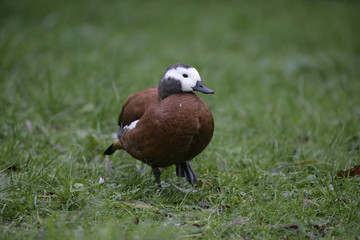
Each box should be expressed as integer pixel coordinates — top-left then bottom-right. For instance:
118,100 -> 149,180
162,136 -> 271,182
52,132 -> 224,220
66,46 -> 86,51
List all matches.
164,67 -> 201,92
124,120 -> 139,130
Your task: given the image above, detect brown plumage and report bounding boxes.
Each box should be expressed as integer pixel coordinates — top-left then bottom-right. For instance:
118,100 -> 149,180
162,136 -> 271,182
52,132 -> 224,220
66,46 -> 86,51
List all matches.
118,86 -> 159,127
104,63 -> 214,186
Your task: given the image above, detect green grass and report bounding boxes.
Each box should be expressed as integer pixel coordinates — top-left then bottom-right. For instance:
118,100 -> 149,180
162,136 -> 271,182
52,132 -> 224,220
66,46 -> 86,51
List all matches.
1,0 -> 360,239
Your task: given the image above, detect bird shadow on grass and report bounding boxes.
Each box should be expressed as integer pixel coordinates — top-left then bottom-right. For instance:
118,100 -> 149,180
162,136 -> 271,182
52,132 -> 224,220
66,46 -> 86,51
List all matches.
105,166 -> 202,204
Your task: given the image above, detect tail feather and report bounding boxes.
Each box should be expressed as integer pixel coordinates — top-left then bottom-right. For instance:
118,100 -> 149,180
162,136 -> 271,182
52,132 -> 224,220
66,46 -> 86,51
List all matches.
175,162 -> 197,186
104,144 -> 116,155
103,139 -> 123,155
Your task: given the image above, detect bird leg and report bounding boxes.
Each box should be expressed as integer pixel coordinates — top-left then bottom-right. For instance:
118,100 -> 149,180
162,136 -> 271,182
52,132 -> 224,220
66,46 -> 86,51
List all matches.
152,167 -> 162,188
175,161 -> 197,186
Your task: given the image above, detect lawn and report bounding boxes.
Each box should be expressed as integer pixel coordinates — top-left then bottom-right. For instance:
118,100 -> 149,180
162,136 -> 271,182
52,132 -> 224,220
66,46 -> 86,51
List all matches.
1,0 -> 360,239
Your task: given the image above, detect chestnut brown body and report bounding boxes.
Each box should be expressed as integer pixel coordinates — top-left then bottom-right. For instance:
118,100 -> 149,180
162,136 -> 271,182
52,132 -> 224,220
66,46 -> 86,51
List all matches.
118,86 -> 159,127
120,90 -> 214,168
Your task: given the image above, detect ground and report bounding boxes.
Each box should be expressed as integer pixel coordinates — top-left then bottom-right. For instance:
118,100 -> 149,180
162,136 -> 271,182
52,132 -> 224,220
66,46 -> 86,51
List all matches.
1,0 -> 360,239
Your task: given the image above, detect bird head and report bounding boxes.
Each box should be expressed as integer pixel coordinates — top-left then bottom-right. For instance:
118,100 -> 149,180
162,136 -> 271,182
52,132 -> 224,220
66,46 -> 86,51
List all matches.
158,63 -> 214,99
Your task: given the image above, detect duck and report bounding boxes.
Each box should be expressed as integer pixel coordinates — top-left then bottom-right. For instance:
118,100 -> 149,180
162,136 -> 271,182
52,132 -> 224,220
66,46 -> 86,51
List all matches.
104,63 -> 214,186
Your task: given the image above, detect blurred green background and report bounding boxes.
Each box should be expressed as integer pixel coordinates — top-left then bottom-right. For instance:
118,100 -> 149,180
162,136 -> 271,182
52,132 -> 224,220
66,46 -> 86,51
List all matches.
1,0 -> 360,239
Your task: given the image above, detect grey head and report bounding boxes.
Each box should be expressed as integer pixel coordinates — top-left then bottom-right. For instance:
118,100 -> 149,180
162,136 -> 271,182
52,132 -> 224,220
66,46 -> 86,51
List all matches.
158,63 -> 214,99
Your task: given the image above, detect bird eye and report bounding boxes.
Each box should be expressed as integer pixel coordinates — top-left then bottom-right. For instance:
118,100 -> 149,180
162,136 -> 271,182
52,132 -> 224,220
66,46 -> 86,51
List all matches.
183,74 -> 188,78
